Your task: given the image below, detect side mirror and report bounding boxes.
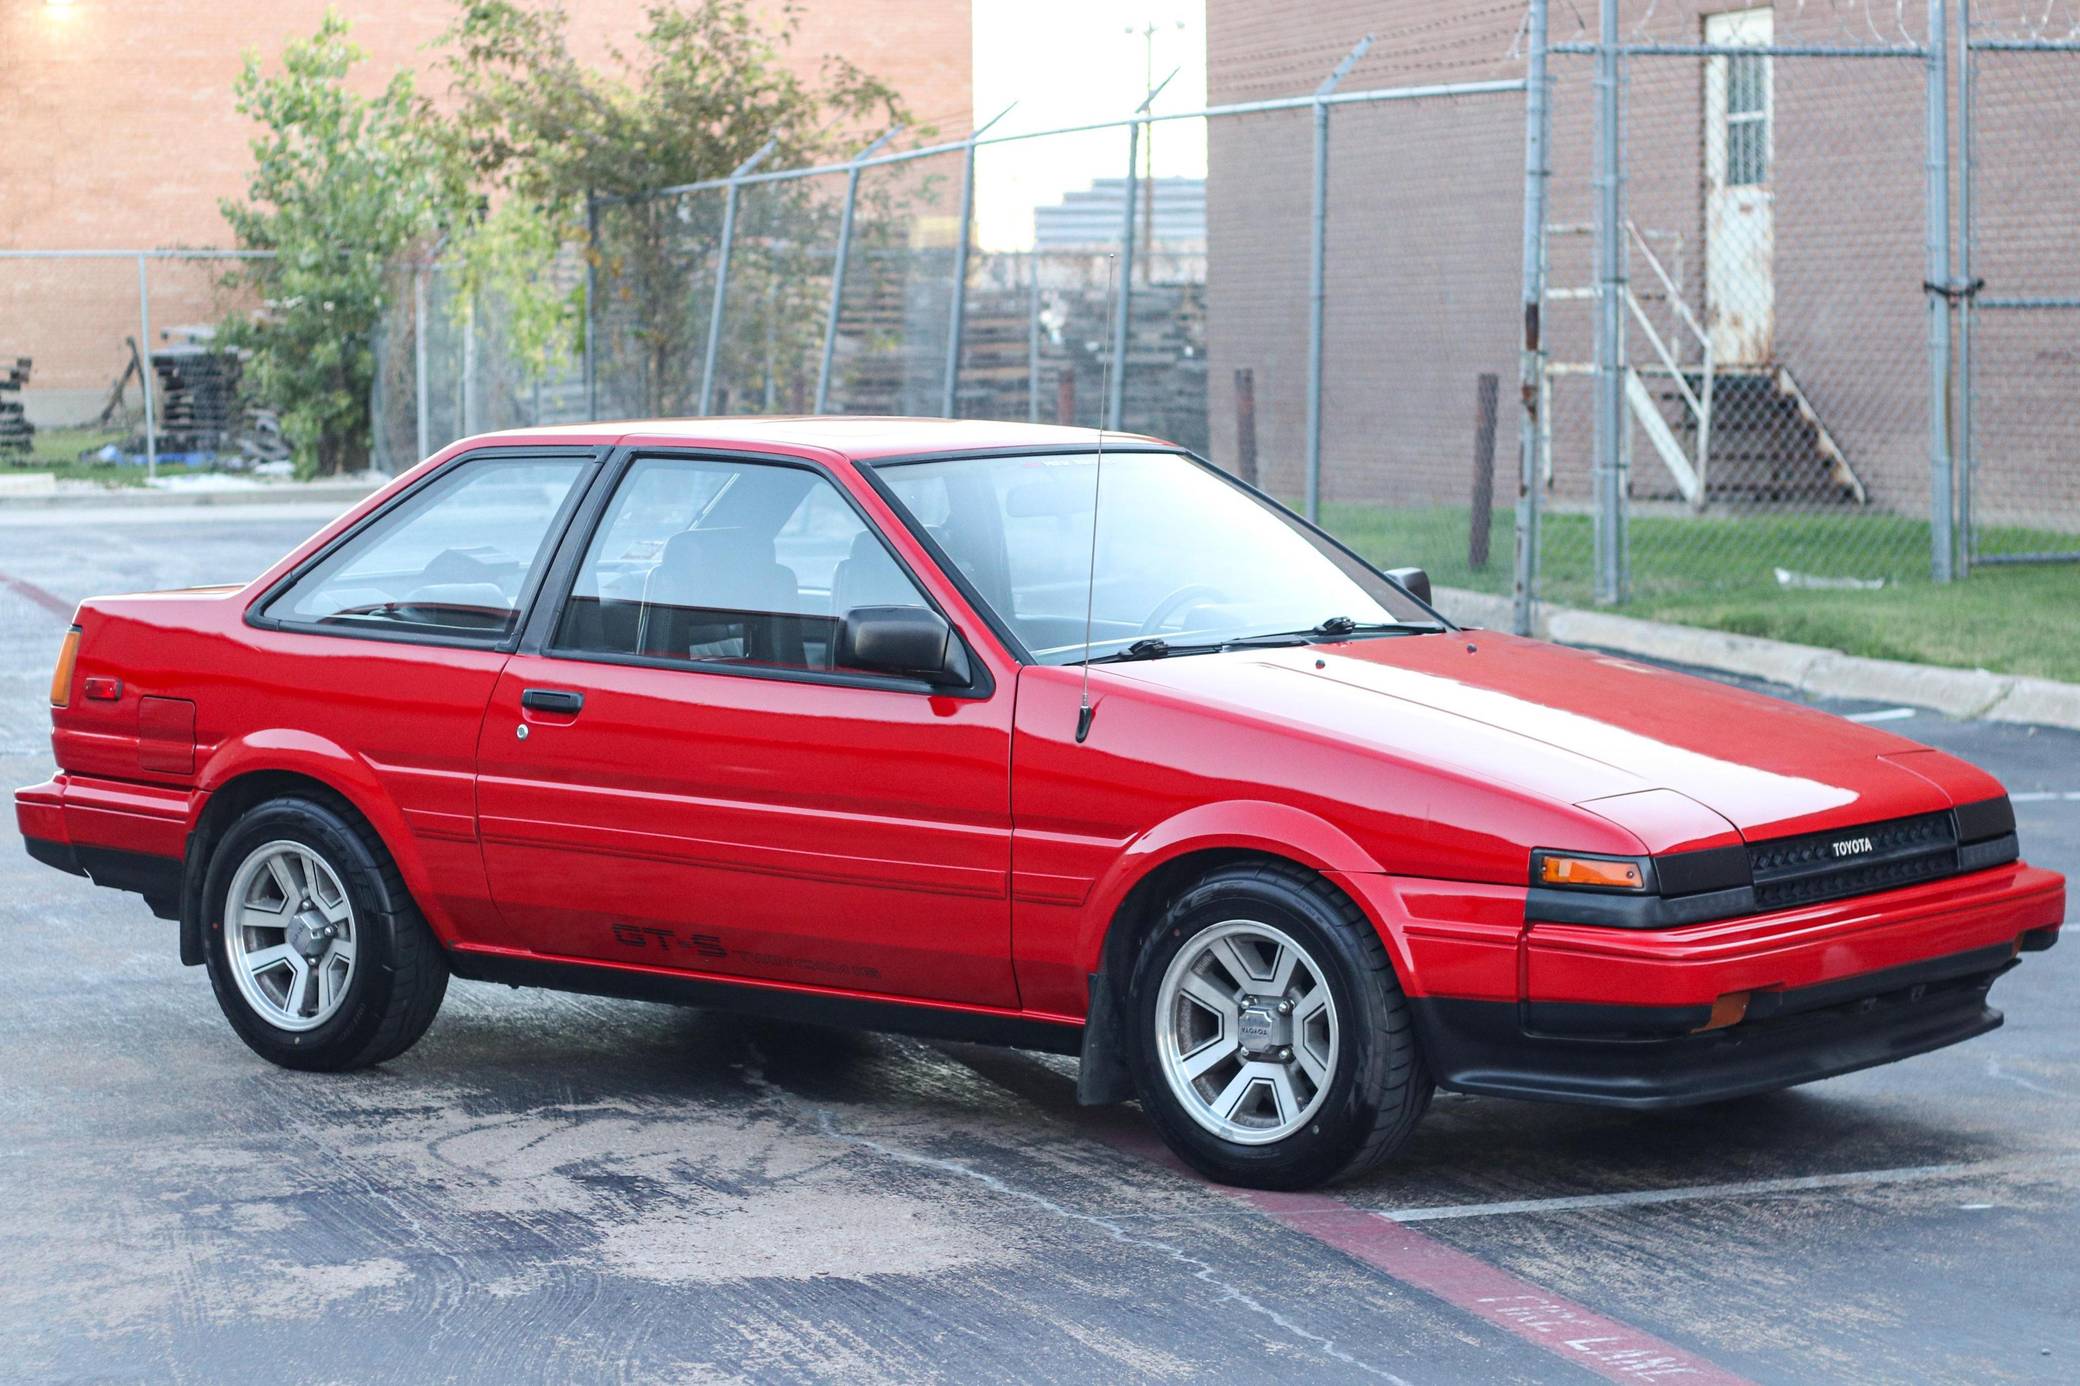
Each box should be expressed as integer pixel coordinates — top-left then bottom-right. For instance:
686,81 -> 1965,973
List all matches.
838,605 -> 972,686
1385,566 -> 1432,606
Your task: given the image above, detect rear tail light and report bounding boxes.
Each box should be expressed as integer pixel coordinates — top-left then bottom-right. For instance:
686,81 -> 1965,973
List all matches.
49,626 -> 81,707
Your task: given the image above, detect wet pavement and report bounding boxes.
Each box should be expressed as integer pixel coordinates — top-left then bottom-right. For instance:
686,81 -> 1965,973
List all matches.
1,500 -> 2073,1383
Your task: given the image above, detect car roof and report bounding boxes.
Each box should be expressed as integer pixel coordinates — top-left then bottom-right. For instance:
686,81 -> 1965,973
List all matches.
455,415 -> 1175,461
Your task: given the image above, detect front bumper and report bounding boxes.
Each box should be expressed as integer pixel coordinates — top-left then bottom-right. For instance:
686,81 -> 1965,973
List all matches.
1412,934 -> 2051,1109
1343,861 -> 2065,1109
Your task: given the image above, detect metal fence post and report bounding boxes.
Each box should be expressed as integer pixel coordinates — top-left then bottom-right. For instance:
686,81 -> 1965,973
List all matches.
943,106 -> 1014,419
413,262 -> 431,460
700,138 -> 777,416
1954,0 -> 1975,574
1027,252 -> 1042,424
1591,0 -> 1628,603
583,194 -> 598,421
1512,0 -> 1550,636
1924,1 -> 1955,582
1305,35 -> 1373,525
1109,71 -> 1176,431
134,252 -> 156,484
817,126 -> 901,415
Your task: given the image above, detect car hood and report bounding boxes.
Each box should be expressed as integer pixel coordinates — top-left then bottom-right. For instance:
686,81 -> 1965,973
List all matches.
1101,632 -> 1977,843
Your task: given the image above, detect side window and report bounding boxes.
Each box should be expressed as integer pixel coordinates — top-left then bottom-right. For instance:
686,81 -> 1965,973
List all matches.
554,456 -> 932,675
265,457 -> 588,639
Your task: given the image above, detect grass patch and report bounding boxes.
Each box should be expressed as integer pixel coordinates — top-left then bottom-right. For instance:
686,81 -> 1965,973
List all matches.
1321,502 -> 2080,684
8,425 -> 152,486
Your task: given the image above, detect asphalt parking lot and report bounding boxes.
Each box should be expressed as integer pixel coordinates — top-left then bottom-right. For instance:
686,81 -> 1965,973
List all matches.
2,499 -> 2074,1384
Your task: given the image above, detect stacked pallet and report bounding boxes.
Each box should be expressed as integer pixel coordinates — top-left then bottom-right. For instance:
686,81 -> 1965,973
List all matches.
946,279 -> 1208,453
151,339 -> 244,453
0,357 -> 32,458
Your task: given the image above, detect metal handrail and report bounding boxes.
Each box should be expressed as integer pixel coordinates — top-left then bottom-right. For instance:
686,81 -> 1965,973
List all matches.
1540,220 -> 1718,507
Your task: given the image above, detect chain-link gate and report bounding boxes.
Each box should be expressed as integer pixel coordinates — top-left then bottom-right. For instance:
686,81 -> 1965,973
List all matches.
1959,4 -> 2080,569
1539,3 -> 1948,622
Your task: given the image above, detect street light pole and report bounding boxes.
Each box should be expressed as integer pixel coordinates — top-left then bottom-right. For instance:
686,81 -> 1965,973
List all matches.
1124,18 -> 1184,281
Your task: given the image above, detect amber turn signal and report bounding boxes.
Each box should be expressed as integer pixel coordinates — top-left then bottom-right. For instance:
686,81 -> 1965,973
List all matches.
1536,853 -> 1647,890
49,625 -> 81,707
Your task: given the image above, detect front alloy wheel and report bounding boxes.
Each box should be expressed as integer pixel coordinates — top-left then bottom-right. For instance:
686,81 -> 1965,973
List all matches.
1127,863 -> 1432,1189
1155,920 -> 1340,1144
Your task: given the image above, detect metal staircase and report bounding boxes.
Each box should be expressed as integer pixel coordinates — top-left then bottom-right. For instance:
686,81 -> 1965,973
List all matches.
1544,221 -> 1866,508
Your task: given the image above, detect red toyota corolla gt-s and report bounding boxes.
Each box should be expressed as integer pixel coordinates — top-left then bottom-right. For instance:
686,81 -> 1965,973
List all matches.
15,419 -> 2065,1188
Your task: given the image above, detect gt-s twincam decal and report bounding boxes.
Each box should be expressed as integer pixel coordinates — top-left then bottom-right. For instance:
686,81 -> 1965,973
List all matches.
607,924 -> 882,981
610,923 -> 726,957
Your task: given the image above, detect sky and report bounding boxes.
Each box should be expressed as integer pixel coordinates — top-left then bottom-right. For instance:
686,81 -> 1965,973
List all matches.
968,0 -> 1208,251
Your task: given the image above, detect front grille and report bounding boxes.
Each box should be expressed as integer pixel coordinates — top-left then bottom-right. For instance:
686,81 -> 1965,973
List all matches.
1748,811 -> 1958,910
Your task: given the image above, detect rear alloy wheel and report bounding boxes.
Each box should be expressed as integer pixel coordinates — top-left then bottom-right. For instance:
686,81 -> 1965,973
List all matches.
1127,863 -> 1431,1189
202,794 -> 448,1071
223,840 -> 359,1032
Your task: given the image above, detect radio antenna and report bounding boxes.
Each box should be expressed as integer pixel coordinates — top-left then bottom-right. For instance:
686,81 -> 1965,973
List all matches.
1075,253 -> 1117,744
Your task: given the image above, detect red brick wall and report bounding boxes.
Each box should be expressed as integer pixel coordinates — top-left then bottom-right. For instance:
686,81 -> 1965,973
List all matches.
1205,1 -> 2080,534
0,0 -> 970,404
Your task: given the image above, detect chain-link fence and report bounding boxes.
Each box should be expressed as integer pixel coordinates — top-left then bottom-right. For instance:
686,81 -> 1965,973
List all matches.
7,2 -> 2076,656
1527,1 -> 2080,630
1960,6 -> 2080,567
0,250 -> 278,480
1540,7 -> 1943,618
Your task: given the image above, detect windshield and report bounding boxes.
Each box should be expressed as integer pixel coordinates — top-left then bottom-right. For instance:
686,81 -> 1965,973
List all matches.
874,450 -> 1442,664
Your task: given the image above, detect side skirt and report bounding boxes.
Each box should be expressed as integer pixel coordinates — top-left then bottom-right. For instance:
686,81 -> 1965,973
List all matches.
446,947 -> 1085,1057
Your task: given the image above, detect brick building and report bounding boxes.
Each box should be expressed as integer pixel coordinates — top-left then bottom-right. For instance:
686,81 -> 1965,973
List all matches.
0,0 -> 972,422
1202,1 -> 2079,536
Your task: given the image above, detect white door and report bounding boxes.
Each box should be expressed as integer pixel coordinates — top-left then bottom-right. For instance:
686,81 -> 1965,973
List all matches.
1705,7 -> 1774,365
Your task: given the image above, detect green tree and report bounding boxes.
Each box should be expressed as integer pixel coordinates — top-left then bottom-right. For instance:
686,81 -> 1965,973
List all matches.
219,11 -> 471,475
440,0 -> 912,414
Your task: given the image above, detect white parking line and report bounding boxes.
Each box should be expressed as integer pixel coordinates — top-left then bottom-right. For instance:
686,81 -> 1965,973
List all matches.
1845,706 -> 1920,723
1364,1152 -> 2080,1224
2011,791 -> 2080,803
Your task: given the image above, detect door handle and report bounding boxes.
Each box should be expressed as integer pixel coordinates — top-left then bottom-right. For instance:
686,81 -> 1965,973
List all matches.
520,688 -> 585,715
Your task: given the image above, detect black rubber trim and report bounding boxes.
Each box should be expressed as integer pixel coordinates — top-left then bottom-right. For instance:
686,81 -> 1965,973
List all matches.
1655,843 -> 1749,896
1958,833 -> 2020,873
1526,883 -> 1758,929
1955,795 -> 2017,844
446,950 -> 1083,1056
26,836 -> 182,917
2021,925 -> 2061,953
24,835 -> 85,877
1412,943 -> 2023,1109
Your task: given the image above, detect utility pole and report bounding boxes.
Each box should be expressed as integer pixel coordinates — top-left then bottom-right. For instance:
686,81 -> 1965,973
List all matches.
1124,18 -> 1184,282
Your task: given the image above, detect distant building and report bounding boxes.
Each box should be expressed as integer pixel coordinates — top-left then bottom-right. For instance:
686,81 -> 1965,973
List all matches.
1034,178 -> 1206,250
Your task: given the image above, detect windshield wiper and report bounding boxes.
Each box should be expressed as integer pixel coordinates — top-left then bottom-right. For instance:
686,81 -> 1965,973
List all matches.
1309,615 -> 1446,640
1085,637 -> 1183,664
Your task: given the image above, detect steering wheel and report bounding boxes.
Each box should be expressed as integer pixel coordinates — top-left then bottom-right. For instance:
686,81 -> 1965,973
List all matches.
1140,584 -> 1232,636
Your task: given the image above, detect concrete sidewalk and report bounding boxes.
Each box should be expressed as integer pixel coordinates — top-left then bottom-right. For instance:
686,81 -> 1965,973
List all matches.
1440,584 -> 2080,734
0,478 -> 381,511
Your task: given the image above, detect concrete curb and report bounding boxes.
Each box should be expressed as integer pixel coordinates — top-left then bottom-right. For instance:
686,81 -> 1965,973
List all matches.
0,480 -> 381,511
1435,583 -> 2080,734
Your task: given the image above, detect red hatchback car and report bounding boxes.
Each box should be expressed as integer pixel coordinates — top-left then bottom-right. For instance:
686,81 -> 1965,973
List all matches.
16,419 -> 2066,1188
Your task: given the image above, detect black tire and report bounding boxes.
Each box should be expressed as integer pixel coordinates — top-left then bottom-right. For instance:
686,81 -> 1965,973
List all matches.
201,792 -> 448,1071
1125,861 -> 1431,1190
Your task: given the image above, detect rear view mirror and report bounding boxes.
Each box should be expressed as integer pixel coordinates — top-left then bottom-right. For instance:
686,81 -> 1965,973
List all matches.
838,606 -> 972,686
1385,566 -> 1432,606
